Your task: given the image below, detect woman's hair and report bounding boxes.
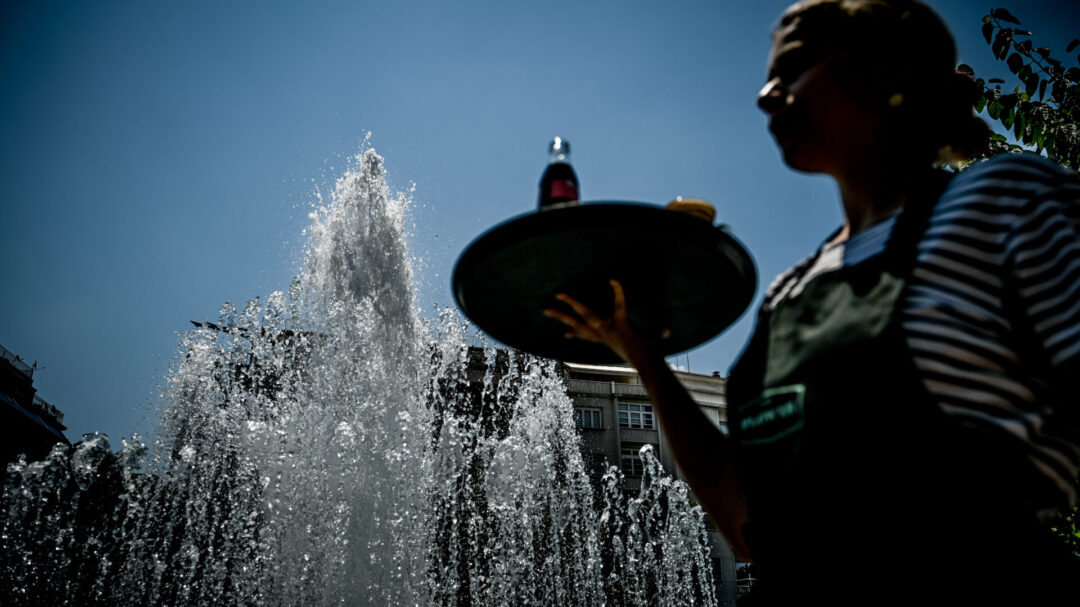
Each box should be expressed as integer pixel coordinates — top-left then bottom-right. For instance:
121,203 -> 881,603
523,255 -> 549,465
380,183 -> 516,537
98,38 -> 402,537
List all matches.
778,0 -> 989,163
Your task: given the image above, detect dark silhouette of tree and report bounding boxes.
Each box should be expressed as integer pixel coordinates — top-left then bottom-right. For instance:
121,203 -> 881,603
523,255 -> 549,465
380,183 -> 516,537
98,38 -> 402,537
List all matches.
959,8 -> 1079,170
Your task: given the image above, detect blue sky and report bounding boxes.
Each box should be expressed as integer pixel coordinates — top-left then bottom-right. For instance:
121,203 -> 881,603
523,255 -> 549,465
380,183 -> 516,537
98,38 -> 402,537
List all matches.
2,0 -> 1077,444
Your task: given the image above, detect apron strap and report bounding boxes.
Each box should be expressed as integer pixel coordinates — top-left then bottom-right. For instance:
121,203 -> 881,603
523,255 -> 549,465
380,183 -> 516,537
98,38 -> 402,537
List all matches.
881,169 -> 953,275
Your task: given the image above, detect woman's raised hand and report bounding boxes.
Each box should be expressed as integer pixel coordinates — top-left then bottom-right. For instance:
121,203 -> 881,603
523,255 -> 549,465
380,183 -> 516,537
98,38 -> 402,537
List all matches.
543,279 -> 660,365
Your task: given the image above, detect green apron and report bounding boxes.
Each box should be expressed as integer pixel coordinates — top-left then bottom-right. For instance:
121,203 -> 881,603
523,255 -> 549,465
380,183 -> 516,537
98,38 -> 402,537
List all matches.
726,174 -> 1075,605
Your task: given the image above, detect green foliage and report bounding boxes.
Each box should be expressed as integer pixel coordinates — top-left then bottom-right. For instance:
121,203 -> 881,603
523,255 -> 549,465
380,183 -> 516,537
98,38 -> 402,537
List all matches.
962,8 -> 1080,560
1051,507 -> 1080,559
959,9 -> 1080,171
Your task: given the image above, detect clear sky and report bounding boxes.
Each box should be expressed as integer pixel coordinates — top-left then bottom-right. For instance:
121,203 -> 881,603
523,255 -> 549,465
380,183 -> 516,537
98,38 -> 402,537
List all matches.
2,0 -> 1077,445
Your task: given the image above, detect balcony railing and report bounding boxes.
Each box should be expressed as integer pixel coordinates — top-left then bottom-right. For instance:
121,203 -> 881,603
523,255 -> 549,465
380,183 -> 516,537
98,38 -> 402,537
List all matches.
32,395 -> 64,424
0,344 -> 34,378
566,378 -> 613,395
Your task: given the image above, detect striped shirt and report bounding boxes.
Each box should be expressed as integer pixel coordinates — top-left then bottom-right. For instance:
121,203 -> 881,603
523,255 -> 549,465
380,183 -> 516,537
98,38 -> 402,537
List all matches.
763,154 -> 1080,507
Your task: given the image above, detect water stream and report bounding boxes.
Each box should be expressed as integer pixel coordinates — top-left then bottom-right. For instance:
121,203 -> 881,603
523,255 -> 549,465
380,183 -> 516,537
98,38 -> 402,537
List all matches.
1,148 -> 718,606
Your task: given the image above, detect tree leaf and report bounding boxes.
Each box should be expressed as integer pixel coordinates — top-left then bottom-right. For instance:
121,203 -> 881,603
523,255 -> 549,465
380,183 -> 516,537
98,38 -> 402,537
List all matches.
1007,53 -> 1024,73
1014,112 -> 1026,140
993,30 -> 1013,60
1025,72 -> 1040,95
991,8 -> 1022,25
988,78 -> 1005,84
957,63 -> 974,75
1051,80 -> 1064,101
975,94 -> 988,112
1066,68 -> 1080,83
988,100 -> 1003,120
1000,93 -> 1018,110
1036,46 -> 1051,59
1039,79 -> 1048,100
1018,39 -> 1033,53
1067,39 -> 1080,53
982,23 -> 995,45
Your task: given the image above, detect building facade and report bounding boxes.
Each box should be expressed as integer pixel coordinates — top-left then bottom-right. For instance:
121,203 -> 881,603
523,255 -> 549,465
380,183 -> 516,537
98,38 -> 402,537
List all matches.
0,343 -> 69,469
563,361 -> 741,607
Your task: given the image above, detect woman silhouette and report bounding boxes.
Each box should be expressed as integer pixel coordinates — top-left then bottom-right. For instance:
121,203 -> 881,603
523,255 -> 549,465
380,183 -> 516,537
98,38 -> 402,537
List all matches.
546,1 -> 1080,604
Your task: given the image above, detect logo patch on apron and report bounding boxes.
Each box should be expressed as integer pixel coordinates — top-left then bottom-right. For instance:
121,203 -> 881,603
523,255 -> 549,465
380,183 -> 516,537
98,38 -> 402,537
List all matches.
736,384 -> 806,446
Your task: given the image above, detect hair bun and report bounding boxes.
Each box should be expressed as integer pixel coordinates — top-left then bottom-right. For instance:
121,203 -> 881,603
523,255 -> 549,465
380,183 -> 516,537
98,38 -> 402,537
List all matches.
949,70 -> 982,105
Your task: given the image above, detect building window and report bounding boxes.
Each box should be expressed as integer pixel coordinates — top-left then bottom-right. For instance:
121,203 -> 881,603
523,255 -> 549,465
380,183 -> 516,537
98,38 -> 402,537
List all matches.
712,557 -> 724,584
620,443 -> 657,477
618,402 -> 655,429
574,408 -> 603,429
737,563 -> 757,595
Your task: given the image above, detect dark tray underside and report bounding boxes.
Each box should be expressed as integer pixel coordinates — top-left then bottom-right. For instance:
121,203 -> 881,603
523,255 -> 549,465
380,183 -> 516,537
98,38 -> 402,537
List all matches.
453,201 -> 757,364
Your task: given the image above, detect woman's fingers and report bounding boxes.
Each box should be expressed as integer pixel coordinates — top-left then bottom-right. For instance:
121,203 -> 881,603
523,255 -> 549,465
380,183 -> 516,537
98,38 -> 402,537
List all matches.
543,307 -> 581,329
547,283 -> 635,348
543,308 -> 604,342
554,293 -> 601,325
610,280 -> 626,319
544,284 -> 639,364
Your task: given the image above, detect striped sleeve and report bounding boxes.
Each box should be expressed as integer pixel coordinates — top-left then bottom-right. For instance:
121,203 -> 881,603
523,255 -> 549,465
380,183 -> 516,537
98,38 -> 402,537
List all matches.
902,153 -> 1080,507
1003,158 -> 1080,368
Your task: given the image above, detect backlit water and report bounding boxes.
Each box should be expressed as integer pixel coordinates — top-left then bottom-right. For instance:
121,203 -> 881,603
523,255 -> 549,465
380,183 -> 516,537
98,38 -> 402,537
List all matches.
1,148 -> 717,606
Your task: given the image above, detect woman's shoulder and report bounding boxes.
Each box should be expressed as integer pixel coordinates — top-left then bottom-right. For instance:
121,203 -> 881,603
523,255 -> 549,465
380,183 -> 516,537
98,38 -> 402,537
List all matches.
950,153 -> 1076,192
913,153 -> 1080,293
762,253 -> 817,308
932,153 -> 1079,222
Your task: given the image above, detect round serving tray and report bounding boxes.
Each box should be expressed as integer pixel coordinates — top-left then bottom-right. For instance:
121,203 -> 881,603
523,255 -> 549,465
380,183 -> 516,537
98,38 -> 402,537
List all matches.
452,201 -> 756,364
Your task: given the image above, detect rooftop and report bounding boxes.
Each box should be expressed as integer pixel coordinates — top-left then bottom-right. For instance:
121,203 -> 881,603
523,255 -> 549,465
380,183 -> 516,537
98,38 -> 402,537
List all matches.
0,343 -> 34,379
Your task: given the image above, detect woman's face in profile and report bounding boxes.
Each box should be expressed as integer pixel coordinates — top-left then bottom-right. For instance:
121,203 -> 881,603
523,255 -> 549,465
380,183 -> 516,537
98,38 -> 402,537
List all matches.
758,22 -> 890,176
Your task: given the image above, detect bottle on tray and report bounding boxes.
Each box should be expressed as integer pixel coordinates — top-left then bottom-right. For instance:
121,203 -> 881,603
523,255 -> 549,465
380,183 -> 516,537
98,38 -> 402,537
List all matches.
538,136 -> 580,210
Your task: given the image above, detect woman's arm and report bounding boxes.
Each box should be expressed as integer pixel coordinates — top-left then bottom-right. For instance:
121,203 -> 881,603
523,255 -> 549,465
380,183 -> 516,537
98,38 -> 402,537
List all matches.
545,280 -> 751,558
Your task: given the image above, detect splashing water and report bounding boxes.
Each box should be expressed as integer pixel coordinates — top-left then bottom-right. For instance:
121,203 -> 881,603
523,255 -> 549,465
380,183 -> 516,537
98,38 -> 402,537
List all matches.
1,148 -> 718,606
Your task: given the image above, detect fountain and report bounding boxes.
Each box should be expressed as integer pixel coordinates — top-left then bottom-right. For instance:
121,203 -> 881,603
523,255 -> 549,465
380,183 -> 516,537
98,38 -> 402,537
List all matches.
1,147 -> 719,606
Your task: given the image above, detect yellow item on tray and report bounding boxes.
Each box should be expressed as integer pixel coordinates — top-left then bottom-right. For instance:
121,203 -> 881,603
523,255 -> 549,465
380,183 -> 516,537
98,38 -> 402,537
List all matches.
666,197 -> 716,224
